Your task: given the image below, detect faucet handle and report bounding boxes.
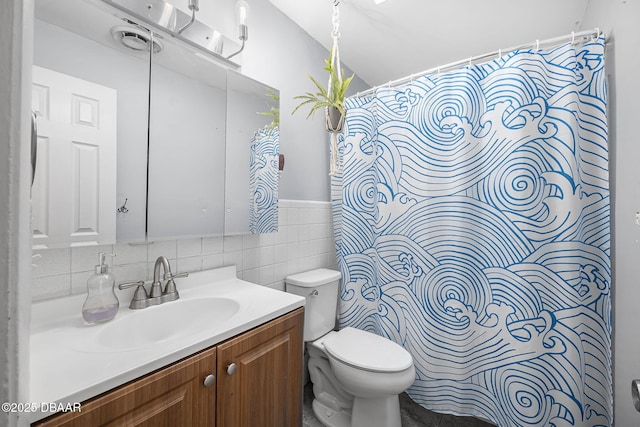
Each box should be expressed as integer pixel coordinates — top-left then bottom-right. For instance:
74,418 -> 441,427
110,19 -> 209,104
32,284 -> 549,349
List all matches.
118,280 -> 146,290
118,280 -> 149,309
162,272 -> 188,301
163,279 -> 179,296
164,271 -> 189,280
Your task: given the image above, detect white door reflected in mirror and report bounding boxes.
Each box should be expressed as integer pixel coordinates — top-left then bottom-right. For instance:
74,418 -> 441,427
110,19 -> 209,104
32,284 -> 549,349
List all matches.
32,65 -> 117,249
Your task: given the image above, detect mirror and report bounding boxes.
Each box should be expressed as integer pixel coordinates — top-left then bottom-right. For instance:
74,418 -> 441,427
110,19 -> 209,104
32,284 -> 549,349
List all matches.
32,0 -> 280,249
147,31 -> 227,240
33,0 -> 149,248
225,70 -> 280,235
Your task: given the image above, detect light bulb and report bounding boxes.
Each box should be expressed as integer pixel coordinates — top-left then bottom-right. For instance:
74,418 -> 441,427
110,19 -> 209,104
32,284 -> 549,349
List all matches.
236,1 -> 250,26
235,0 -> 250,41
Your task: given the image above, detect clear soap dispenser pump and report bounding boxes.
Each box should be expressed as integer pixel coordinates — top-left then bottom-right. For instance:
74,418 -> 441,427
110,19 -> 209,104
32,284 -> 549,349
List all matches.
82,252 -> 119,325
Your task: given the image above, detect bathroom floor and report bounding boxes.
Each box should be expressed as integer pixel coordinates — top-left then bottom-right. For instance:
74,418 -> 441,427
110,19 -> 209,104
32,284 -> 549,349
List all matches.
302,383 -> 495,427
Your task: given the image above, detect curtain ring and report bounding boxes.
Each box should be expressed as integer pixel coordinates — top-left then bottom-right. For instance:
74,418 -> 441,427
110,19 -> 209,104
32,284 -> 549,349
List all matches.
535,39 -> 539,52
468,56 -> 472,67
595,27 -> 601,40
571,31 -> 575,44
498,48 -> 502,59
437,66 -> 440,77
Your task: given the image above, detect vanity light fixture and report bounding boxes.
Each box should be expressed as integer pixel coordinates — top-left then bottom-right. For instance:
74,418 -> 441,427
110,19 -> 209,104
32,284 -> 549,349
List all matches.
227,0 -> 250,60
177,0 -> 200,34
236,0 -> 250,41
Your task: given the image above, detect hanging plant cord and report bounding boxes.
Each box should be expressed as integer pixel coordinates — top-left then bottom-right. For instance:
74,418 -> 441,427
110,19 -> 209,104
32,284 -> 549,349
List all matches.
328,1 -> 344,176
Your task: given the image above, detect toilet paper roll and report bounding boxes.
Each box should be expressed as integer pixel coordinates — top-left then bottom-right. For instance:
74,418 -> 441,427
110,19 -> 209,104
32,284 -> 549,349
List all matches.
632,379 -> 640,412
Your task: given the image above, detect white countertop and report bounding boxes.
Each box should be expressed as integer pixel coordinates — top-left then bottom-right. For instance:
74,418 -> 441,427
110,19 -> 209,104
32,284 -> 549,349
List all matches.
30,266 -> 305,423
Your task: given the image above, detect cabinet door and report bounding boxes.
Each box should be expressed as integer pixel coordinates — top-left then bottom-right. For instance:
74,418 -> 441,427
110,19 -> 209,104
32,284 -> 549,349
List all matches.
33,347 -> 216,427
216,308 -> 304,427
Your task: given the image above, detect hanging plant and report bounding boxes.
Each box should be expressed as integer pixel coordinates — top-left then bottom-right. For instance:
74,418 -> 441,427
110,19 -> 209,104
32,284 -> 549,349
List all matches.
291,49 -> 353,131
292,1 -> 352,175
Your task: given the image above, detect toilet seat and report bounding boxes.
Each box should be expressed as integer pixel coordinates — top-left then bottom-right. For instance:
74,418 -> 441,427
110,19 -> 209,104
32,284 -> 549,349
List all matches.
322,327 -> 413,373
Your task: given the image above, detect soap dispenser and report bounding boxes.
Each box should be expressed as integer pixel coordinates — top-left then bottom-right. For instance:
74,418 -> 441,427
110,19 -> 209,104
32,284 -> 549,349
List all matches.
82,252 -> 119,325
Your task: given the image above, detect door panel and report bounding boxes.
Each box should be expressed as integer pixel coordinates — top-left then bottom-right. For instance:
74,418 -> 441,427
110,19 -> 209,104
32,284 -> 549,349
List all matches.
31,65 -> 117,248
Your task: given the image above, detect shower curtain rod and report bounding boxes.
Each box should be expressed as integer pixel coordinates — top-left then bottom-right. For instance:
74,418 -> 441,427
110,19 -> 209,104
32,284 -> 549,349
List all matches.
356,28 -> 603,98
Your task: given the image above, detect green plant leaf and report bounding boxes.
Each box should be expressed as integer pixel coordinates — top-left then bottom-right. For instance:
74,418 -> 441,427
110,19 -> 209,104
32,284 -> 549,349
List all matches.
292,47 -> 354,119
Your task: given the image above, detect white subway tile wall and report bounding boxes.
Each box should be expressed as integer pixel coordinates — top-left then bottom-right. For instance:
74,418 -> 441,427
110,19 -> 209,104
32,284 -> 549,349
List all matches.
31,200 -> 338,302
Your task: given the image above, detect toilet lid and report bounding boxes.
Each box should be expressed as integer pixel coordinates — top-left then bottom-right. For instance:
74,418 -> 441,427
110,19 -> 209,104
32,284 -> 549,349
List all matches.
322,327 -> 413,373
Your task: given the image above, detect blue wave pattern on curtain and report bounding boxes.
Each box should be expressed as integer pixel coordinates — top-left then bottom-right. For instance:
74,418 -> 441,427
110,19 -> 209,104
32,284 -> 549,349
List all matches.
331,38 -> 610,426
249,126 -> 279,233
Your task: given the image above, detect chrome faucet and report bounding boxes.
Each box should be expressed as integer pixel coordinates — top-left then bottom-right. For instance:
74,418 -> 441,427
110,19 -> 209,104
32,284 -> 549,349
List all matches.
118,256 -> 188,309
151,256 -> 171,298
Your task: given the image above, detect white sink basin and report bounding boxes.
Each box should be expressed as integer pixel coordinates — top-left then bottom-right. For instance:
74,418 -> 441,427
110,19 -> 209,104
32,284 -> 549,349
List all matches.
94,297 -> 240,351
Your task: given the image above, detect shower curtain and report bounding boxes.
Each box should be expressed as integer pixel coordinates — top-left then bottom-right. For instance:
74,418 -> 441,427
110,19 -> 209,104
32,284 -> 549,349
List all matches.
332,37 -> 610,426
249,126 -> 279,233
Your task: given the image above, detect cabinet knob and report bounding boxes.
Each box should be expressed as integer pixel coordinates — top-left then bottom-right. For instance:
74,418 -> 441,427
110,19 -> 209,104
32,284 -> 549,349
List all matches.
203,374 -> 215,387
226,363 -> 237,375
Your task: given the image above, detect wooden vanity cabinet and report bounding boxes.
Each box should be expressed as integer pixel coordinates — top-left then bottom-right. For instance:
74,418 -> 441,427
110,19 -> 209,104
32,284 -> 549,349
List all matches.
217,307 -> 303,427
33,347 -> 216,426
33,308 -> 303,427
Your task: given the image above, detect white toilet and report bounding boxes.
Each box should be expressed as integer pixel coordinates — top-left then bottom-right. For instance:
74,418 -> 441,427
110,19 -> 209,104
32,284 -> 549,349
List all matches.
286,269 -> 416,427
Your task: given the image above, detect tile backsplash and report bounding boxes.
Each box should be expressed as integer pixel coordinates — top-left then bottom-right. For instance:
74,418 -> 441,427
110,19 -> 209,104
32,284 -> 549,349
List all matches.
32,200 -> 337,302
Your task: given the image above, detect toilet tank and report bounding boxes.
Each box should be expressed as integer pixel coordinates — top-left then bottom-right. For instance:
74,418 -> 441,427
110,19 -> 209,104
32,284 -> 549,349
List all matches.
285,269 -> 341,342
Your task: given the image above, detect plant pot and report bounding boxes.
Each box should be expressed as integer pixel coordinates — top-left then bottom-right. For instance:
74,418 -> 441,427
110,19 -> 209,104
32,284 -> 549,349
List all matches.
325,106 -> 345,133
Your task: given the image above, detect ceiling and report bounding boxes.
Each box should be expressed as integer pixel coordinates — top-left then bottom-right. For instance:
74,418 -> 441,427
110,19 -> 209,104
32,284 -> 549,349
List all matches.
268,0 -> 591,87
